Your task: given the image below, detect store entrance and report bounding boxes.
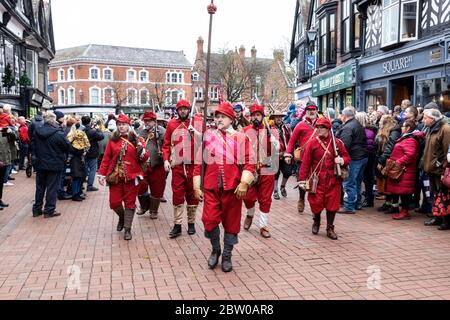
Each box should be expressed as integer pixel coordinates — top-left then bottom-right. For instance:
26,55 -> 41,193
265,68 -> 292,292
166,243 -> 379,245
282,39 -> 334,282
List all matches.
391,76 -> 414,106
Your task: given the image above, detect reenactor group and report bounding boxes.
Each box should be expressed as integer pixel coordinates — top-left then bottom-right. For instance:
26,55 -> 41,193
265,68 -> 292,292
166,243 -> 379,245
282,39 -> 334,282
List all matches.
97,99 -> 350,272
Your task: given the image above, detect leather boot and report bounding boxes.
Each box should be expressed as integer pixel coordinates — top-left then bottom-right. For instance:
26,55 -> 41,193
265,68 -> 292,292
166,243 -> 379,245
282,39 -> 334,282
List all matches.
149,197 -> 161,220
137,193 -> 151,216
326,225 -> 338,240
273,191 -> 280,200
187,206 -> 197,235
280,186 -> 287,198
244,208 -> 254,230
297,199 -> 305,213
113,207 -> 125,232
438,215 -> 450,230
205,227 -> 221,269
169,224 -> 182,238
222,233 -> 238,273
312,214 -> 321,235
123,209 -> 135,241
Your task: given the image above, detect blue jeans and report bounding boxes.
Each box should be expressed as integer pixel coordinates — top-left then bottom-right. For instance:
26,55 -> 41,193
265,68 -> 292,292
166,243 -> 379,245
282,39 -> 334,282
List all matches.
3,164 -> 12,183
343,157 -> 368,211
85,158 -> 98,189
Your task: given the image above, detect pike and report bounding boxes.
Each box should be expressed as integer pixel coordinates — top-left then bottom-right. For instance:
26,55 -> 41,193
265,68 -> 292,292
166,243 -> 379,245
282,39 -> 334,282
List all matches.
326,108 -> 342,178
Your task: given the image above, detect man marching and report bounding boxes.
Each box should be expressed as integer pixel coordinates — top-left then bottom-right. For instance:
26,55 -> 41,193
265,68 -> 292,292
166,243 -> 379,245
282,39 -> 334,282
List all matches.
162,99 -> 201,238
242,103 -> 280,239
297,117 -> 350,240
284,101 -> 318,213
193,102 -> 255,272
270,111 -> 292,200
136,112 -> 166,219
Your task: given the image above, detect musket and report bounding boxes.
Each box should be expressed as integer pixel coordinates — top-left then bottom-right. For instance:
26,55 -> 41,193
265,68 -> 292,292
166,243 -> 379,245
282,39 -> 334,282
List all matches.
326,109 -> 342,177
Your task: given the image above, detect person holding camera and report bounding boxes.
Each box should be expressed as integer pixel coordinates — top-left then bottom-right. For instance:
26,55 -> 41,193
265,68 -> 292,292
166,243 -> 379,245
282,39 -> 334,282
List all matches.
297,117 -> 350,240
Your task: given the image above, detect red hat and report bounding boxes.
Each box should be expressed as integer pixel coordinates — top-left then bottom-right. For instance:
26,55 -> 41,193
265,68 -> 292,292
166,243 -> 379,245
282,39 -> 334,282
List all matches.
305,101 -> 318,111
315,117 -> 332,129
249,103 -> 265,116
142,112 -> 156,121
215,102 -> 235,120
176,99 -> 191,110
116,114 -> 130,124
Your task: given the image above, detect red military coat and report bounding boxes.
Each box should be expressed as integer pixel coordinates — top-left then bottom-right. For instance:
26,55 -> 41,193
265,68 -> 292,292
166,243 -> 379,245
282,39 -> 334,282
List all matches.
298,135 -> 351,214
271,123 -> 291,154
194,128 -> 255,191
243,124 -> 279,173
162,117 -> 203,164
98,135 -> 149,182
286,118 -> 316,161
386,133 -> 420,195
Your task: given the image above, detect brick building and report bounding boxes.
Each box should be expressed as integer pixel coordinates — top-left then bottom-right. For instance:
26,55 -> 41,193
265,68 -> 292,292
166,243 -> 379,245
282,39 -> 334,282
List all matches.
0,0 -> 55,117
49,44 -> 193,117
193,36 -> 294,116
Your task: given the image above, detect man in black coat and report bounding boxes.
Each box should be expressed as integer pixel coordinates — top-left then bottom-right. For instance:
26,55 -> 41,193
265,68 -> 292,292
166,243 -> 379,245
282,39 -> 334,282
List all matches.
82,116 -> 104,192
336,107 -> 368,214
32,112 -> 70,218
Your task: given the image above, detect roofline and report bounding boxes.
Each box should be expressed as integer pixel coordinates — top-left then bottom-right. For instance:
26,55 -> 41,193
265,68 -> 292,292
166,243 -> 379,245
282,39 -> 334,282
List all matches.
49,57 -> 193,69
55,44 -> 187,55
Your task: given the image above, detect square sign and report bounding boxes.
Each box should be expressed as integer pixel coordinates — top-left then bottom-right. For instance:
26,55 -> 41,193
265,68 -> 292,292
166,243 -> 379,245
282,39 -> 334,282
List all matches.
306,55 -> 316,71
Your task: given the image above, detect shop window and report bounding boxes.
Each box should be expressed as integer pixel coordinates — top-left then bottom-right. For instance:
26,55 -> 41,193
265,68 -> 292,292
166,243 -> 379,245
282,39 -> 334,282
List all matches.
416,78 -> 449,110
365,88 -> 387,110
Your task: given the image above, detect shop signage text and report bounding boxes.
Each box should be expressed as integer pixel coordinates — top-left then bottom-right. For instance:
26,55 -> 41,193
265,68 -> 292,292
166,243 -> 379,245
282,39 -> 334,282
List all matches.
382,55 -> 413,74
312,64 -> 354,97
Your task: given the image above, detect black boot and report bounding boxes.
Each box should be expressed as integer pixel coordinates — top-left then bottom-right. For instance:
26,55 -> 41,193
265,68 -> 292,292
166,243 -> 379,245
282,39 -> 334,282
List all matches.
362,198 -> 374,208
280,186 -> 287,198
137,193 -> 151,216
149,197 -> 161,220
123,209 -> 135,240
169,224 -> 182,238
188,223 -> 196,235
205,227 -> 221,269
326,211 -> 338,240
222,233 -> 238,273
312,213 -> 321,235
424,217 -> 443,226
113,207 -> 125,232
273,190 -> 280,200
438,216 -> 450,230
386,206 -> 400,214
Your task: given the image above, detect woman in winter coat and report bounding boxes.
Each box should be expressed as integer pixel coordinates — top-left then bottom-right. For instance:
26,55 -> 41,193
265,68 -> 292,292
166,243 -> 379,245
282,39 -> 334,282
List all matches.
386,120 -> 423,220
375,115 -> 402,213
67,126 -> 90,201
355,112 -> 377,207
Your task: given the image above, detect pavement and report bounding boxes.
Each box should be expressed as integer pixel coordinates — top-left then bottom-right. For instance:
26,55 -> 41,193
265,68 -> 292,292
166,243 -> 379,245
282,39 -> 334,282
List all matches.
1,172 -> 450,300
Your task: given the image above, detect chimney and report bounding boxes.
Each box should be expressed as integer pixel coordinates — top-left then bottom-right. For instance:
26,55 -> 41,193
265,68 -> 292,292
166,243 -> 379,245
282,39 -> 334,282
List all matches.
195,36 -> 204,63
251,46 -> 257,59
239,45 -> 246,58
273,49 -> 284,62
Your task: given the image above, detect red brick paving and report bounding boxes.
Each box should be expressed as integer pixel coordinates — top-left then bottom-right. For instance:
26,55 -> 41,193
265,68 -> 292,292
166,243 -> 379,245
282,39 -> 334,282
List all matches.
1,173 -> 450,300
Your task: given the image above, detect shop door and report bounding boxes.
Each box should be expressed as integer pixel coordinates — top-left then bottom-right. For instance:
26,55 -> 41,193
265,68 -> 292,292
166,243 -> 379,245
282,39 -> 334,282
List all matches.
391,76 -> 414,106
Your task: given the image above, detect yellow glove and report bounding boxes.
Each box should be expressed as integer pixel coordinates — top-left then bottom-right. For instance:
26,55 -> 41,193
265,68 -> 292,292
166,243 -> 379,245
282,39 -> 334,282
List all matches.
193,176 -> 203,201
234,170 -> 254,200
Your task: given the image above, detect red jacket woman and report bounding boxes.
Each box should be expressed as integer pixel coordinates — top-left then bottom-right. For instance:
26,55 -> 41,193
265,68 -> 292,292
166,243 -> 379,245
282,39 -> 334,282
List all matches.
386,120 -> 423,220
98,114 -> 149,241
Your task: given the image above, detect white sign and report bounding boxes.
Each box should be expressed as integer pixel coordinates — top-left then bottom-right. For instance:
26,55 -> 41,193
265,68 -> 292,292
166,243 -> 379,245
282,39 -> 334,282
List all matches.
382,56 -> 413,74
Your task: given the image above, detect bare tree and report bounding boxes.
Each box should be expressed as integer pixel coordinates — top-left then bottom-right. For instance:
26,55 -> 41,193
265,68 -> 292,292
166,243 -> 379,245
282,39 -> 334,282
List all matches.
110,76 -> 128,115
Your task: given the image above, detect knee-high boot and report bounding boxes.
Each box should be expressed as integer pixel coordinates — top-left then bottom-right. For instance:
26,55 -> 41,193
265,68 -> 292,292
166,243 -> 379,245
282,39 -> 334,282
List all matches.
326,211 -> 338,240
205,226 -> 221,269
312,213 -> 321,235
123,209 -> 135,241
149,197 -> 161,220
187,205 -> 197,235
222,232 -> 238,273
137,192 -> 151,216
113,207 -> 125,232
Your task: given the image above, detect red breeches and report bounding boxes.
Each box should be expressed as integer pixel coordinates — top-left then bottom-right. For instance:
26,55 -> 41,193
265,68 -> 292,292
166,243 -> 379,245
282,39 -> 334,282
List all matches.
171,164 -> 199,206
138,165 -> 166,198
202,189 -> 243,234
109,180 -> 140,210
243,174 -> 275,213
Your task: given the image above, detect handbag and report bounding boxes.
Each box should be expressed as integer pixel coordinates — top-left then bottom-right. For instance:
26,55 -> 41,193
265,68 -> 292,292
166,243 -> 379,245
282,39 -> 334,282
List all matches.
294,129 -> 317,162
106,141 -> 127,185
442,167 -> 450,189
382,159 -> 406,180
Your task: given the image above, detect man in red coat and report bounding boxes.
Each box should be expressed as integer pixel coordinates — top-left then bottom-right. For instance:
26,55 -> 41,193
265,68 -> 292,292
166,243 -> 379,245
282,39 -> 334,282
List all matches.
193,102 -> 255,272
297,117 -> 350,240
285,101 -> 318,213
98,114 -> 149,241
242,104 -> 280,239
136,111 -> 166,219
162,99 -> 202,238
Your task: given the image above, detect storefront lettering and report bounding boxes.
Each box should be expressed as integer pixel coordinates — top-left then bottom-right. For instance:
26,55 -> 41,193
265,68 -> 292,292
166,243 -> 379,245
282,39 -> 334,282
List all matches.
382,56 -> 413,74
319,72 -> 345,91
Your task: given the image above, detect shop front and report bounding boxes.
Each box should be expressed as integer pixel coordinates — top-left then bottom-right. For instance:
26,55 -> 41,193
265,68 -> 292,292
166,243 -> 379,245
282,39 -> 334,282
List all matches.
311,63 -> 356,114
358,36 -> 450,112
294,82 -> 317,107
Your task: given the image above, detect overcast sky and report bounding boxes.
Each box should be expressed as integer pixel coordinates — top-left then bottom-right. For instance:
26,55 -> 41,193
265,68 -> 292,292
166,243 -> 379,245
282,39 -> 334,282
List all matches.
52,0 -> 297,63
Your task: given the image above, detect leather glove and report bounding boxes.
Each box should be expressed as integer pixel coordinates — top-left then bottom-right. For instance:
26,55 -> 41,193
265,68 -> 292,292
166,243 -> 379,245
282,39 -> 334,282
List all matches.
234,182 -> 249,200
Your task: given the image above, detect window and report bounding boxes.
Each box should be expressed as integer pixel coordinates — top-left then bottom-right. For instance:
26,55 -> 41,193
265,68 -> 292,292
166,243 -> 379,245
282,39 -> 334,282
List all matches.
382,0 -> 400,47
140,89 -> 149,105
166,90 -> 183,105
90,88 -> 100,104
58,69 -> 64,81
127,70 -> 136,82
192,72 -> 199,82
342,0 -> 351,53
104,68 -> 113,81
68,68 -> 75,81
400,0 -> 418,41
166,71 -> 183,83
194,87 -> 203,100
58,88 -> 65,105
104,88 -> 114,105
319,11 -> 337,66
354,4 -> 361,49
68,88 -> 75,104
90,67 -> 99,80
127,89 -> 137,105
140,71 -> 148,82
26,50 -> 36,87
209,86 -> 219,100
296,3 -> 305,42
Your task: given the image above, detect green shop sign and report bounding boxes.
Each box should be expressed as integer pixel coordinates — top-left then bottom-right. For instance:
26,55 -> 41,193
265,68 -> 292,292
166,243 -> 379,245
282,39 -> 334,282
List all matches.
312,64 -> 355,97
